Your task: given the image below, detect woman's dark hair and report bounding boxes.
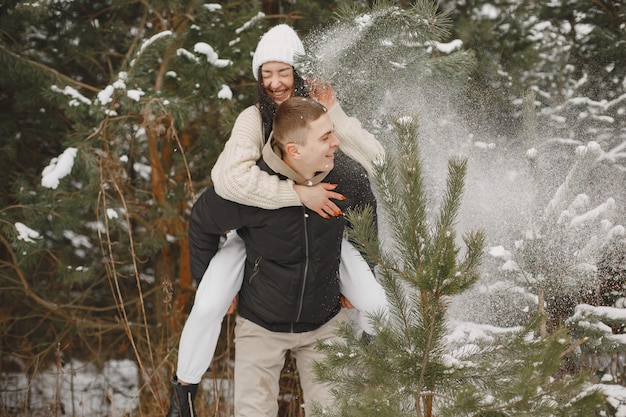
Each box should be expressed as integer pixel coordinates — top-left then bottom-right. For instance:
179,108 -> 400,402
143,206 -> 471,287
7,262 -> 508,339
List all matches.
257,66 -> 309,142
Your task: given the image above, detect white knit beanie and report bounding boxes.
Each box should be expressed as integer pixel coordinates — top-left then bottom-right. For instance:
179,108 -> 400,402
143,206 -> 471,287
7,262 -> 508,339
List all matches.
252,24 -> 305,80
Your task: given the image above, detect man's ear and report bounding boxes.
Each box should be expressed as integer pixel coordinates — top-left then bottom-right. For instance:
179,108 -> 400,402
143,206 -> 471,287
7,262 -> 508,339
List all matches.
284,142 -> 301,159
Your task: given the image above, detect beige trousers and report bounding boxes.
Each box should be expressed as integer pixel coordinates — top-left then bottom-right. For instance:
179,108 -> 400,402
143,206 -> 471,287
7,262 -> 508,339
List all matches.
233,309 -> 347,417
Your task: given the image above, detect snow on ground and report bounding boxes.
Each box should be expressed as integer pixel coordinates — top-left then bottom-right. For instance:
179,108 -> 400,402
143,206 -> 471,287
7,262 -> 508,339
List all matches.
4,349 -> 626,416
3,359 -> 138,417
2,358 -> 233,416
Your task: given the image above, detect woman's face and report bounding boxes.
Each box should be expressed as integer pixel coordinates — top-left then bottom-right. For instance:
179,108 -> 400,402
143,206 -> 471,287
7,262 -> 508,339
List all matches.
260,62 -> 295,105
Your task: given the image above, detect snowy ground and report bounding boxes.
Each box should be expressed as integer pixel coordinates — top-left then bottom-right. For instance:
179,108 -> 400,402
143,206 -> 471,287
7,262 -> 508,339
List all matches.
4,346 -> 626,416
2,359 -> 140,417
3,315 -> 626,416
1,358 -> 234,416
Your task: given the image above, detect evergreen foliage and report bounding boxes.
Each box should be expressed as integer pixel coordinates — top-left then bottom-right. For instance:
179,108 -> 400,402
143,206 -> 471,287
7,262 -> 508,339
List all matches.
439,315 -> 606,417
312,111 -> 606,417
298,0 -> 477,132
481,92 -> 626,343
1,0 -> 625,415
1,0 -> 256,350
1,1 -> 281,414
446,0 -> 626,172
456,91 -> 626,412
313,114 -> 485,417
0,0 -> 351,413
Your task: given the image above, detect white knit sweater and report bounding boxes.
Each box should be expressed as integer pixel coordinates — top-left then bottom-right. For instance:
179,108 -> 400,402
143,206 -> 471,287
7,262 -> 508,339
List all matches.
211,103 -> 385,209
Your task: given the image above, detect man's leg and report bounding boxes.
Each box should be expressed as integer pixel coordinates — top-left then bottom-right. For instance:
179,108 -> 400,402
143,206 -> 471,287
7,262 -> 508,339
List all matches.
292,310 -> 348,415
234,316 -> 292,417
168,232 -> 245,417
339,239 -> 388,334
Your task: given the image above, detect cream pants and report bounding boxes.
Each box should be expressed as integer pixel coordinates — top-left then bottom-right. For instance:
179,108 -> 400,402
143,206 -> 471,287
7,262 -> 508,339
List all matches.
233,310 -> 348,417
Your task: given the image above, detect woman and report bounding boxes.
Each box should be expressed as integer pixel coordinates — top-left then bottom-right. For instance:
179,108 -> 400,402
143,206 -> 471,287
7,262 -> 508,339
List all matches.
167,24 -> 387,417
212,24 -> 384,214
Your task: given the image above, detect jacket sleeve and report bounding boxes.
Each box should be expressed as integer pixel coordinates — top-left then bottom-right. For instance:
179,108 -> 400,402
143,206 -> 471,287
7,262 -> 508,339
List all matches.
331,154 -> 379,225
349,168 -> 379,271
328,103 -> 385,178
211,106 -> 301,209
188,187 -> 245,285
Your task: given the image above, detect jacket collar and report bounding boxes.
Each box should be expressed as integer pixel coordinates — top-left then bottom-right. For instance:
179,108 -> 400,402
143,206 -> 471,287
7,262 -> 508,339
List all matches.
262,133 -> 330,186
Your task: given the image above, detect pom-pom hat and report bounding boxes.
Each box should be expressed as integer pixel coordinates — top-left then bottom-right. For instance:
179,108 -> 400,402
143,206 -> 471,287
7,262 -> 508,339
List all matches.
252,24 -> 305,80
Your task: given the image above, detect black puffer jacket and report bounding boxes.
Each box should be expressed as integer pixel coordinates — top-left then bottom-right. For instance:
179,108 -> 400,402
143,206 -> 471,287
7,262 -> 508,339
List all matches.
189,152 -> 376,333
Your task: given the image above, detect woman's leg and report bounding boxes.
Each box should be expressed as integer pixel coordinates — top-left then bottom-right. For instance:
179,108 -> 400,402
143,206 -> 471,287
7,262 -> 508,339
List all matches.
176,231 -> 245,383
338,238 -> 388,334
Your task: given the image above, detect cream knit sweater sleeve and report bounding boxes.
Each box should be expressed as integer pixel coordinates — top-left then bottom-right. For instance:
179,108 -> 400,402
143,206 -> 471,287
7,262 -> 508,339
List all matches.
328,103 -> 385,176
211,103 -> 385,209
211,106 -> 301,209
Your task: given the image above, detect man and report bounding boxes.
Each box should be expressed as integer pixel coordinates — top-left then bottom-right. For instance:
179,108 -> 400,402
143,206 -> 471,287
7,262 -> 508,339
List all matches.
187,97 -> 377,416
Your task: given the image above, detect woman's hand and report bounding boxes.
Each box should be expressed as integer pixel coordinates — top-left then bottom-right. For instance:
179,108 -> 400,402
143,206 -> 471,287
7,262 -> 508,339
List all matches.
294,183 -> 345,219
307,78 -> 337,109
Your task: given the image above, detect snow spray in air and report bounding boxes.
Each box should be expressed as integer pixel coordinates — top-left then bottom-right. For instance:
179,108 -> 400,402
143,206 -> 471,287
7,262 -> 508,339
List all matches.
299,8 -> 625,328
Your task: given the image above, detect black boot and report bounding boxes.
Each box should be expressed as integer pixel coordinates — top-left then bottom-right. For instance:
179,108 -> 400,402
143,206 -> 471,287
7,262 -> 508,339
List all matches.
166,377 -> 198,417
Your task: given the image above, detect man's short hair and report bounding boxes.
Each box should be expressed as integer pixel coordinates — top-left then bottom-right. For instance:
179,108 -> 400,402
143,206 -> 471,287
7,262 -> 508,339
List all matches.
272,97 -> 327,148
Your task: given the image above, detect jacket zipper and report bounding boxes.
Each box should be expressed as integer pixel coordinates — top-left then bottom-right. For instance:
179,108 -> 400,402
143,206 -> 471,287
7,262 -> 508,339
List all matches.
249,256 -> 262,283
293,209 -> 310,330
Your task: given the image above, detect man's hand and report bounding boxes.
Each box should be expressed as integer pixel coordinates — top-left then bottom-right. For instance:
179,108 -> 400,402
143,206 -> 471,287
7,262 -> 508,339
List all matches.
340,295 -> 354,309
226,297 -> 237,314
307,78 -> 337,109
294,183 -> 345,219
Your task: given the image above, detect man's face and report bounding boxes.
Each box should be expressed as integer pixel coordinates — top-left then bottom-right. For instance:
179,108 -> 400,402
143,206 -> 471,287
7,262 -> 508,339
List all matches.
298,113 -> 340,176
261,62 -> 295,105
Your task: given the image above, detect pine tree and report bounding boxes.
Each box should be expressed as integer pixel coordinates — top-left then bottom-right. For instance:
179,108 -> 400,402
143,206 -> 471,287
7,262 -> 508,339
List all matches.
313,113 -> 484,417
297,0 -> 476,134
445,0 -> 626,173
455,91 -> 624,414
0,1 -> 268,414
439,315 -> 606,417
0,0 -> 361,414
312,111 -> 607,417
482,91 -> 626,344
1,0 -> 623,414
